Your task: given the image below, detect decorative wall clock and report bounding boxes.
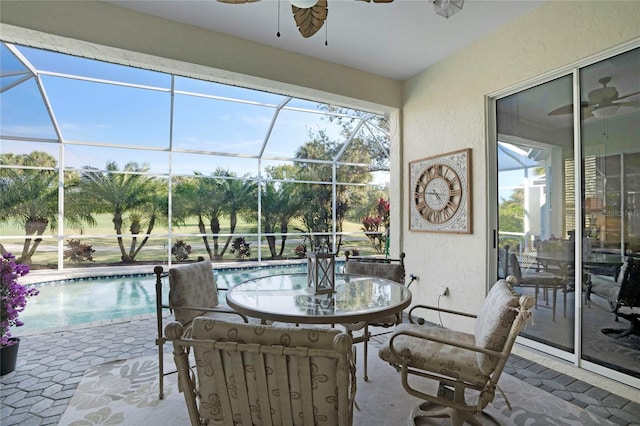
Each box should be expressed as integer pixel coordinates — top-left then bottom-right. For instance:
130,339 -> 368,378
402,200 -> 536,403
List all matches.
409,148 -> 471,233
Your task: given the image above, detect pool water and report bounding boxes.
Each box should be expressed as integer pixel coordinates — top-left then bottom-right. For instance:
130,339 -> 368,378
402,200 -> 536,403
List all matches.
19,263 -> 318,334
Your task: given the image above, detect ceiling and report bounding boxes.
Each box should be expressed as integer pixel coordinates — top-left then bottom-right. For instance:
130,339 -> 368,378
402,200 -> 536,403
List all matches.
102,0 -> 637,133
107,0 -> 543,81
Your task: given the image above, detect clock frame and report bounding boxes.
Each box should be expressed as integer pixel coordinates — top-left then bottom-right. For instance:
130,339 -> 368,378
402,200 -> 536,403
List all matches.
409,149 -> 471,234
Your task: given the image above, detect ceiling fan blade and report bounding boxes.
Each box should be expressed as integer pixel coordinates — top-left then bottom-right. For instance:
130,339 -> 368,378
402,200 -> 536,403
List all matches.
548,104 -> 573,116
615,90 -> 640,101
583,106 -> 594,118
612,101 -> 640,107
548,101 -> 589,116
217,0 -> 261,3
292,0 -> 328,38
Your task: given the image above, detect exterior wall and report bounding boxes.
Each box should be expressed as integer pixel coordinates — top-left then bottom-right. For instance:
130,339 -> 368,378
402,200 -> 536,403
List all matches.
400,0 -> 640,325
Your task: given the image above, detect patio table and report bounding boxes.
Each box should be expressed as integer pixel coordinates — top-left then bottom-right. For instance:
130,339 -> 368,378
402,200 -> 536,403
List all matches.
226,273 -> 412,325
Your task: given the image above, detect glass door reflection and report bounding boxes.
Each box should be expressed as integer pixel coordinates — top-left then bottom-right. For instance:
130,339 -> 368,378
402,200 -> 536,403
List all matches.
496,74 -> 576,352
580,47 -> 640,378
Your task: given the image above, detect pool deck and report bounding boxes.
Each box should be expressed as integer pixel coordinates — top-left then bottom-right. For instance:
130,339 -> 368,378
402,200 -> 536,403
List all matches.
2,314 -> 640,425
20,260 -> 311,285
3,263 -> 640,425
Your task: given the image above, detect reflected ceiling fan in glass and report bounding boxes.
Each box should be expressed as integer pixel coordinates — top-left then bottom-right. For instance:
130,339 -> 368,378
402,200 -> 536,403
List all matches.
548,76 -> 640,119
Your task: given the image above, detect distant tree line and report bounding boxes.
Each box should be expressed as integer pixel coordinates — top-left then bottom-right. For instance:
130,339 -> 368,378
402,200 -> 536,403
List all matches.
0,117 -> 390,265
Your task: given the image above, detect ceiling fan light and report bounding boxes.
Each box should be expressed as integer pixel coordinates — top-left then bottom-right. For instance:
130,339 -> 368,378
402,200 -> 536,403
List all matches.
290,0 -> 318,8
433,0 -> 464,18
592,105 -> 620,119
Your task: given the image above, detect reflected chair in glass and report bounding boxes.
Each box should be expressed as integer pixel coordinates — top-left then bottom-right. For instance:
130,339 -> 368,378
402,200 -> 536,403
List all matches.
165,318 -> 356,426
508,252 -> 567,321
498,245 -> 511,279
342,250 -> 406,381
154,258 -> 248,399
587,255 -> 640,338
379,277 -> 534,426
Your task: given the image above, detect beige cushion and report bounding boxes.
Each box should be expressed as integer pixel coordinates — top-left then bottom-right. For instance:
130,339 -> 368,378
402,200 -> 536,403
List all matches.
509,253 -> 557,285
345,261 -> 404,326
591,256 -> 630,303
473,279 -> 520,374
378,279 -> 519,386
615,256 -> 640,313
169,259 -> 219,325
344,261 -> 404,284
191,318 -> 345,425
615,258 -> 629,286
378,323 -> 489,387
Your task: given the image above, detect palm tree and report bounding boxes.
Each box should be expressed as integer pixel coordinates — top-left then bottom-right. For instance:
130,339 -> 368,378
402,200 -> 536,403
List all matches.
172,174 -> 224,260
78,161 -> 163,263
262,165 -> 303,258
215,169 -> 257,258
258,181 -> 299,258
275,182 -> 300,258
0,151 -> 95,264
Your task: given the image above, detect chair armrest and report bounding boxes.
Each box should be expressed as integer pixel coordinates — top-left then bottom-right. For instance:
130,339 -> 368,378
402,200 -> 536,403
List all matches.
408,304 -> 476,324
169,305 -> 249,323
388,328 -> 504,361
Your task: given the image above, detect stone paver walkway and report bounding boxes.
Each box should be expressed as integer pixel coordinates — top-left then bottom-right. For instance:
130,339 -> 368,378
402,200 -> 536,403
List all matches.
1,315 -> 639,425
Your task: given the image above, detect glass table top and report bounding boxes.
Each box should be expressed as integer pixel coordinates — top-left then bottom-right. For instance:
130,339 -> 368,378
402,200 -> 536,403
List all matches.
226,273 -> 412,324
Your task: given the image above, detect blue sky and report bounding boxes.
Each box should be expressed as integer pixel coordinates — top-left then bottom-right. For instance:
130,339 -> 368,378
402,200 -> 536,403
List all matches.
1,43 -> 382,180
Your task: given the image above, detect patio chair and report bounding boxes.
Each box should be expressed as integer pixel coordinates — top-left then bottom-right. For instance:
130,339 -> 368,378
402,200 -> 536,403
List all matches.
587,255 -> 640,338
342,250 -> 406,381
497,245 -> 510,279
165,317 -> 356,426
378,276 -> 534,426
508,252 -> 567,321
154,258 -> 248,399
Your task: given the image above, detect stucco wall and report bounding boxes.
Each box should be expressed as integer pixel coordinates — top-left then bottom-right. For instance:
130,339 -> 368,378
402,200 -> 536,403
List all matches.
400,1 -> 640,326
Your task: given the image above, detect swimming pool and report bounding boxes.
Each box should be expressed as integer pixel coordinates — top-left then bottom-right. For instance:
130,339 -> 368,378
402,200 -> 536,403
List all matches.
19,263 -> 324,334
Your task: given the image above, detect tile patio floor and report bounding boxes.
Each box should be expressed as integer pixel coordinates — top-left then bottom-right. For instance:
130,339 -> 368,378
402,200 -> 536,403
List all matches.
1,314 -> 640,425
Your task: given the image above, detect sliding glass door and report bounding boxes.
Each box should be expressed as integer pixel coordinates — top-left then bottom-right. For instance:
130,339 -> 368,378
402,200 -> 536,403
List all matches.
579,48 -> 639,378
494,46 -> 639,381
496,75 -> 576,352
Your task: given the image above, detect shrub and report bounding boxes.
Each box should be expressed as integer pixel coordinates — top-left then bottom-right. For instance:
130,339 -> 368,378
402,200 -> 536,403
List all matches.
230,237 -> 251,260
63,239 -> 95,263
1,253 -> 38,346
361,197 -> 390,254
171,240 -> 192,261
294,244 -> 307,258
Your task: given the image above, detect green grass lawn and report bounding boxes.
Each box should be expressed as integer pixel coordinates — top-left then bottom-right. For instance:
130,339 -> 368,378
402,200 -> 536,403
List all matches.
1,214 -> 382,268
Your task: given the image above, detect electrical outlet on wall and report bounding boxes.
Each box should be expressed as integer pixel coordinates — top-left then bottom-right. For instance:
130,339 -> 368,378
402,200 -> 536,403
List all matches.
437,286 -> 449,296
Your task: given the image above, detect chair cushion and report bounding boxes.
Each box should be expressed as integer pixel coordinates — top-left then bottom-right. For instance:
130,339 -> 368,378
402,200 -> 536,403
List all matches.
345,261 -> 404,284
617,256 -> 640,311
473,279 -> 520,375
509,253 -> 558,285
615,257 -> 629,286
169,259 -> 219,325
370,312 -> 401,326
345,261 -> 405,328
191,318 -> 344,425
378,323 -> 489,387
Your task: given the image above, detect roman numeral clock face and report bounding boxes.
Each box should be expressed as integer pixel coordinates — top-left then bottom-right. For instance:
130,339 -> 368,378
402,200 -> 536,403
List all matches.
410,149 -> 471,233
414,165 -> 461,224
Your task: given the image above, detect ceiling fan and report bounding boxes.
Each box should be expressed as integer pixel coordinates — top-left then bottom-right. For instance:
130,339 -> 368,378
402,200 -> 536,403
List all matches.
217,0 -> 394,39
548,76 -> 640,119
